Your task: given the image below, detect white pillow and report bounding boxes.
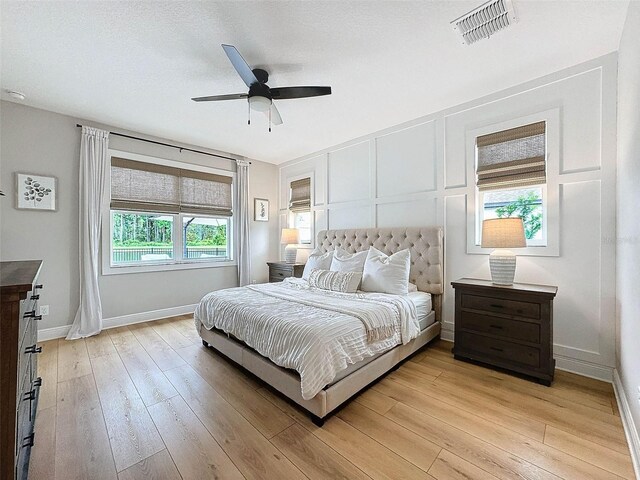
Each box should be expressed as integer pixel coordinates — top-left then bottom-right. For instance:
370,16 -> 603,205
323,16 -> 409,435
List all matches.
330,247 -> 368,273
361,247 -> 411,295
308,269 -> 362,293
302,249 -> 334,280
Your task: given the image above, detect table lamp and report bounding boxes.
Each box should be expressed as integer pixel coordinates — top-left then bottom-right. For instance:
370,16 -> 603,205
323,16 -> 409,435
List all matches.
281,228 -> 300,264
481,218 -> 526,285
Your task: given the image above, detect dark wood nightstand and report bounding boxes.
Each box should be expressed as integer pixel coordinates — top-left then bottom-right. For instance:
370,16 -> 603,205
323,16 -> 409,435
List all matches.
451,278 -> 558,386
267,262 -> 304,283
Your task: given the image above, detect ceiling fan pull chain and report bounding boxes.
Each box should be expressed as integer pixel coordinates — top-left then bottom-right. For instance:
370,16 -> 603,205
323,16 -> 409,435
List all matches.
247,100 -> 251,125
269,105 -> 272,132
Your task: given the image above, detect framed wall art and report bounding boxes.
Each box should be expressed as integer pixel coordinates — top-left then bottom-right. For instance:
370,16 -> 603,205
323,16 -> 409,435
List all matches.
254,197 -> 269,221
16,173 -> 57,211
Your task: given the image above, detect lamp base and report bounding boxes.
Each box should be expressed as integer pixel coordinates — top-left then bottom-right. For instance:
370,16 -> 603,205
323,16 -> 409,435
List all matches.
284,245 -> 298,264
489,249 -> 517,285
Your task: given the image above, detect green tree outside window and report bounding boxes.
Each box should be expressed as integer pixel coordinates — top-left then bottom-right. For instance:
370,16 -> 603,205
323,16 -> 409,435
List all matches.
495,191 -> 542,240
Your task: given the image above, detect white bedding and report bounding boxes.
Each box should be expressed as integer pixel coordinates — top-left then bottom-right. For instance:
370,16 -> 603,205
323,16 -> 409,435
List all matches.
407,291 -> 432,325
195,278 -> 420,400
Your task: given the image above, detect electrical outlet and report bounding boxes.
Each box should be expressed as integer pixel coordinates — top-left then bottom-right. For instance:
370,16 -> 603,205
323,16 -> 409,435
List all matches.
39,305 -> 49,316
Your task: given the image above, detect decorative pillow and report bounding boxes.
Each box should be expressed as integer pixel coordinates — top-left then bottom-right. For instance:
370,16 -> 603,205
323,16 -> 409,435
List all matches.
308,269 -> 362,294
408,282 -> 418,293
302,249 -> 334,280
361,247 -> 411,295
330,247 -> 368,273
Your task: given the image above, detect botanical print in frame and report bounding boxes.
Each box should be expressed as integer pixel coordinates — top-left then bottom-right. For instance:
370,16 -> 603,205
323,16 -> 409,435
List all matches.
254,197 -> 269,222
16,173 -> 57,211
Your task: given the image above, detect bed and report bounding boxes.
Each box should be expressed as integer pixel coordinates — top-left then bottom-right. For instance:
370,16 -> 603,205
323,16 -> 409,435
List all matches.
195,227 -> 444,425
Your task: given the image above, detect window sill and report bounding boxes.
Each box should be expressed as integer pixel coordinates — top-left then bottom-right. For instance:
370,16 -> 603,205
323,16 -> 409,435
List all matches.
102,259 -> 237,276
466,244 -> 559,257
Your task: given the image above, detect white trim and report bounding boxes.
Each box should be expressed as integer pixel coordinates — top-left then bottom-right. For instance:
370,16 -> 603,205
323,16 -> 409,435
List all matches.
613,369 -> 640,479
554,354 -> 613,383
37,303 -> 197,341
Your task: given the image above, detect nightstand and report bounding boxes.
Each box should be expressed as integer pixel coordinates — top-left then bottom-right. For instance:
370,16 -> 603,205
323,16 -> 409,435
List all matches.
267,262 -> 304,283
451,278 -> 558,386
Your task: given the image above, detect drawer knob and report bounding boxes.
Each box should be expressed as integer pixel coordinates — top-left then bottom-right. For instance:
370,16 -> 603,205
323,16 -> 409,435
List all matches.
490,346 -> 504,352
25,345 -> 43,354
31,294 -> 40,300
22,433 -> 35,448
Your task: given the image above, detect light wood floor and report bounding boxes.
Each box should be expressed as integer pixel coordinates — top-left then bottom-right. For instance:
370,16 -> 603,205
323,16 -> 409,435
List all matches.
29,315 -> 634,480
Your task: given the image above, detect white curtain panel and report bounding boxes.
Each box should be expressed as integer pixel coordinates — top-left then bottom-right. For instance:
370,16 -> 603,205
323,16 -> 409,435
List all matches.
66,126 -> 109,340
236,159 -> 251,286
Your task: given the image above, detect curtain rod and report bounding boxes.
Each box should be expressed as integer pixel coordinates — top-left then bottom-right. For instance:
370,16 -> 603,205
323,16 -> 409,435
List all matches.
75,124 -> 250,164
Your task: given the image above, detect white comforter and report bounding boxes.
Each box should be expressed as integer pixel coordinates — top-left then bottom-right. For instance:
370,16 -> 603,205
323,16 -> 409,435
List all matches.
195,278 -> 419,400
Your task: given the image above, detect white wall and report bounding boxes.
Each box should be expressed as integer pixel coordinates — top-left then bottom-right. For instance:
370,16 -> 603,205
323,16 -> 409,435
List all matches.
616,0 -> 640,469
0,101 -> 279,332
279,54 -> 618,380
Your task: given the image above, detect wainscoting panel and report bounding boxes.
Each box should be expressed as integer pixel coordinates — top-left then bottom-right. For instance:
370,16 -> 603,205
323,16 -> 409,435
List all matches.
328,141 -> 371,204
327,205 -> 372,230
376,198 -> 437,228
376,121 -> 437,197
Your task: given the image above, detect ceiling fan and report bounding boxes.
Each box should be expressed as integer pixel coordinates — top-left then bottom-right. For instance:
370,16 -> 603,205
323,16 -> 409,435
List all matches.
192,44 -> 332,130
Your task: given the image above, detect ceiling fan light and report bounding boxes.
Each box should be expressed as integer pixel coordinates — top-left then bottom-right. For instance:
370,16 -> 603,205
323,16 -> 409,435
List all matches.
249,95 -> 271,112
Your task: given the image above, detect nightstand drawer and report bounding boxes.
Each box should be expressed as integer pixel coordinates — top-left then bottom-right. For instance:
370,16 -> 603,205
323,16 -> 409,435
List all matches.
462,293 -> 540,319
459,312 -> 540,344
267,262 -> 304,283
457,332 -> 540,368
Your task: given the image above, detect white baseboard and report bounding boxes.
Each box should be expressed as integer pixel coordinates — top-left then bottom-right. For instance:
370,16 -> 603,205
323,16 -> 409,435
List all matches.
37,304 -> 197,341
613,369 -> 640,479
554,354 -> 614,383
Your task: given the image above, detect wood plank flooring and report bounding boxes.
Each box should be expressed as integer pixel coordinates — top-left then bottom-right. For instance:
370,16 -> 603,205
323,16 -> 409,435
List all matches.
30,315 -> 634,480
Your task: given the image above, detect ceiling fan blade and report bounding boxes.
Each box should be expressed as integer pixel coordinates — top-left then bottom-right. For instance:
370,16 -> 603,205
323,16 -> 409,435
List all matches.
270,102 -> 283,125
191,93 -> 248,102
270,86 -> 331,100
222,44 -> 259,88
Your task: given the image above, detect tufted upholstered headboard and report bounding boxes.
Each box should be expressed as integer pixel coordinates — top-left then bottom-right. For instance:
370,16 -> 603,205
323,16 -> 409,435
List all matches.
316,227 -> 444,322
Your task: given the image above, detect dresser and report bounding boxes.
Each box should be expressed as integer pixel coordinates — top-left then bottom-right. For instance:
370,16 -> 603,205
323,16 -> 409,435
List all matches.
267,262 -> 304,283
451,278 -> 557,386
1,261 -> 43,480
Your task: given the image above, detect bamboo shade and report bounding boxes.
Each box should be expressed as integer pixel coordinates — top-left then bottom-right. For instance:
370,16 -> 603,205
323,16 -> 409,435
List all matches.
110,157 -> 232,216
476,121 -> 546,191
289,177 -> 311,213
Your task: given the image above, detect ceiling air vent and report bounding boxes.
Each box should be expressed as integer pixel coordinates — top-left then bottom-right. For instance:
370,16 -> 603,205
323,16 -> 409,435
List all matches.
451,0 -> 517,45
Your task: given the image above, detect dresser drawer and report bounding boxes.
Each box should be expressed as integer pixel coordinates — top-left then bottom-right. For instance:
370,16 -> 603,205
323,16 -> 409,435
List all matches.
270,269 -> 290,281
457,332 -> 541,368
459,312 -> 540,344
461,294 -> 540,319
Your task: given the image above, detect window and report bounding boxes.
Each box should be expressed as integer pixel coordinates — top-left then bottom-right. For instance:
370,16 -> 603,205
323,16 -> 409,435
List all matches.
475,121 -> 547,247
289,177 -> 312,245
108,156 -> 233,268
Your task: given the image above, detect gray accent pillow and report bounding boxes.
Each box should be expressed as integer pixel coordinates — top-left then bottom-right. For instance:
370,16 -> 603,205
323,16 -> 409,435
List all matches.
308,269 -> 362,294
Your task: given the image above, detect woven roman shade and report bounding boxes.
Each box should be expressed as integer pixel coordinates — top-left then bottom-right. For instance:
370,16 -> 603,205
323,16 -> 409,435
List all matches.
476,121 -> 546,191
289,177 -> 311,213
110,157 -> 233,216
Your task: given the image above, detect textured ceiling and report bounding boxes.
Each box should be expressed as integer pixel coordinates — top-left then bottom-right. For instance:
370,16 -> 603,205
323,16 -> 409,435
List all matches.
0,1 -> 630,164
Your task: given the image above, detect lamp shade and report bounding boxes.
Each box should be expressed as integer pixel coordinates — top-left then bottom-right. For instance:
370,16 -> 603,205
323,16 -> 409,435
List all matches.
481,218 -> 526,248
280,228 -> 300,245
